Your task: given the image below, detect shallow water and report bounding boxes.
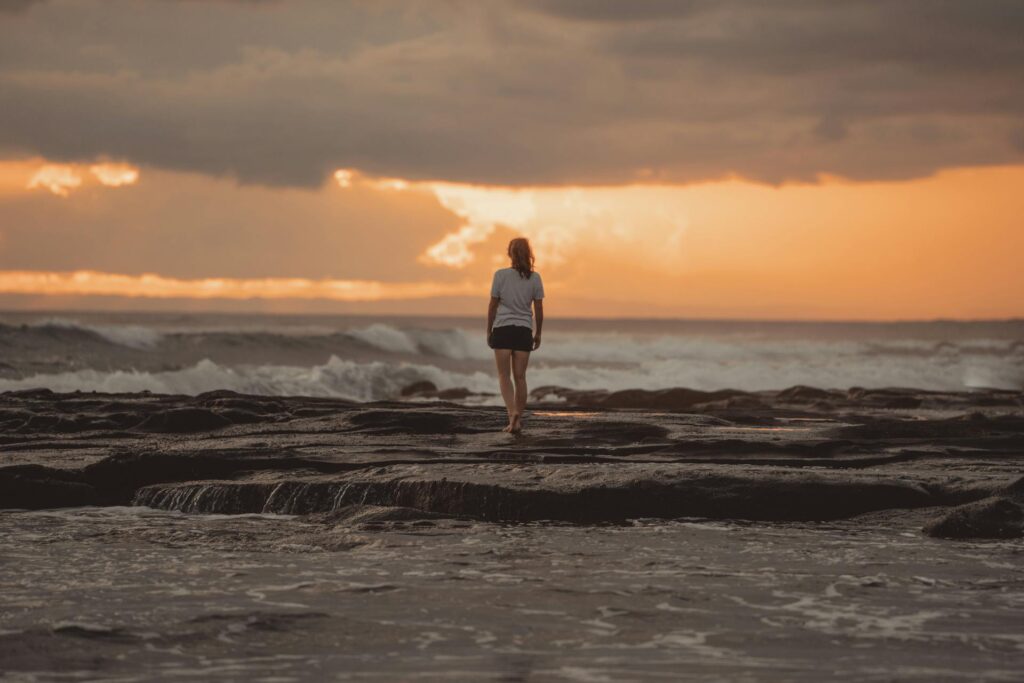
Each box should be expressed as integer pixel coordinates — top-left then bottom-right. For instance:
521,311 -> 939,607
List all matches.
1,507 -> 1021,681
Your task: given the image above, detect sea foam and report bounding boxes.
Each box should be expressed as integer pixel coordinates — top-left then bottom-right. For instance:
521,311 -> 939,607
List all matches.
0,357 -> 494,401
1,317 -> 1021,397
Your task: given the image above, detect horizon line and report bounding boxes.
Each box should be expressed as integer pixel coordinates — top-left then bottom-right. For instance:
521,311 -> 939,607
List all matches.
0,307 -> 1021,326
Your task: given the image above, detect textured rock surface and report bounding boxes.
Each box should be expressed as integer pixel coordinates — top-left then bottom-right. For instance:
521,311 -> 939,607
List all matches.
924,476 -> 1024,539
2,387 -> 1021,534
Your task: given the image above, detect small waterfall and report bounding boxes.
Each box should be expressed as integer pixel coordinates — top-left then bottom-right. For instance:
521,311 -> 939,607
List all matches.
134,481 -> 278,514
132,478 -> 449,516
332,483 -> 353,510
261,482 -> 288,514
129,472 -> 938,523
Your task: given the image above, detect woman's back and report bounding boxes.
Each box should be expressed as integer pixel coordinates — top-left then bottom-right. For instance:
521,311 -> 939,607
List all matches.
487,237 -> 543,433
491,268 -> 544,329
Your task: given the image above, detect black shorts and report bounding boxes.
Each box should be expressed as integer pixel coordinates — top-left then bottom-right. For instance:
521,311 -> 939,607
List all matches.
488,325 -> 534,352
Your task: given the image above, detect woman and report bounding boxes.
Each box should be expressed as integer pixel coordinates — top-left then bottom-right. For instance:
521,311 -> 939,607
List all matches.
487,237 -> 544,433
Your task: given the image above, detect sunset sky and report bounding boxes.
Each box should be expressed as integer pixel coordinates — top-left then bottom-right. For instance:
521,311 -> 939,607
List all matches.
1,0 -> 1022,319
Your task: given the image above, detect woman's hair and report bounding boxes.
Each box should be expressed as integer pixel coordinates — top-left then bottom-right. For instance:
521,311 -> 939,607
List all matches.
507,237 -> 535,279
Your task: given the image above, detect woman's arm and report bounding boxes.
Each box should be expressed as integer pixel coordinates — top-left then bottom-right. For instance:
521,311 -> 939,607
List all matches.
533,299 -> 544,349
487,296 -> 499,339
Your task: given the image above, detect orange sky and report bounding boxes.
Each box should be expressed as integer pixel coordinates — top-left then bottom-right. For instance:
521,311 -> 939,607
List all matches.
0,159 -> 1021,320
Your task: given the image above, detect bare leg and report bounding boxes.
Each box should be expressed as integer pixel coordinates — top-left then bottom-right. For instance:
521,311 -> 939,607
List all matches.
510,350 -> 531,432
493,349 -> 515,431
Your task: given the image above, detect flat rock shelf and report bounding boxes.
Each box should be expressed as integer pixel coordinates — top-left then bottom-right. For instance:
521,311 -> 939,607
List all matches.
1,387 -> 1022,680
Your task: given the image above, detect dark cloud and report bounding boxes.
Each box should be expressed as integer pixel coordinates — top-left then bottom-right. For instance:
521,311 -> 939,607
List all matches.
527,0 -> 710,23
0,0 -> 1021,187
1011,129 -> 1024,154
596,1 -> 1024,76
0,0 -> 38,13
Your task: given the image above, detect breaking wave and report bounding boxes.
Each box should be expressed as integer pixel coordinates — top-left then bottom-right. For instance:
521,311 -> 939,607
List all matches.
0,316 -> 1021,396
13,318 -> 163,349
347,323 -> 487,359
0,357 -> 493,402
0,352 -> 1021,401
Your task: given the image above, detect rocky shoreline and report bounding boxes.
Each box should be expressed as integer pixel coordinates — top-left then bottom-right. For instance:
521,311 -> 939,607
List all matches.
2,385 -> 1023,681
2,385 -> 1021,539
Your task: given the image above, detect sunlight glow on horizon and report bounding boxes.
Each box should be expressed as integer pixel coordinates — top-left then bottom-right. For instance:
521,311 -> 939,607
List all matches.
335,169 -> 536,267
0,160 -> 1021,319
0,270 -> 482,302
421,184 -> 538,267
332,167 -> 683,270
24,161 -> 140,196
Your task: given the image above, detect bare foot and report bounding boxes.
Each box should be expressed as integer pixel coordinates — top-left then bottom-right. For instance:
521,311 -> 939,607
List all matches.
509,412 -> 523,433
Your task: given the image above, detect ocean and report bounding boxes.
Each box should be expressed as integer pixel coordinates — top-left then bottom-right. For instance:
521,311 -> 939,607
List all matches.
0,311 -> 1021,399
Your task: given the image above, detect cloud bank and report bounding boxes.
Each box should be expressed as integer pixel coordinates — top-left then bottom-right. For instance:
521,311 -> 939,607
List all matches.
0,0 -> 1021,187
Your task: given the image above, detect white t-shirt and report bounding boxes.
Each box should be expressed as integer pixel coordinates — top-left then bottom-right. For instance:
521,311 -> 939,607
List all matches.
491,268 -> 544,329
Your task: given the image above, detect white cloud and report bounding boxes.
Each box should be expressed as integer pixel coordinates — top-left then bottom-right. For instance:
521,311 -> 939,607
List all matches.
89,162 -> 139,187
27,164 -> 81,197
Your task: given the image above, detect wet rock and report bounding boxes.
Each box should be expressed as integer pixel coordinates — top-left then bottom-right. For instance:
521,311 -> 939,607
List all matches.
924,497 -> 1024,539
2,388 -> 55,399
529,385 -> 608,404
845,388 -> 923,409
693,395 -> 766,412
134,408 -> 232,433
436,388 -> 474,400
600,388 -> 745,411
401,381 -> 438,397
16,413 -> 103,433
777,386 -> 836,402
530,386 -> 748,410
962,390 -> 1023,407
574,421 -> 670,444
832,413 -> 1024,440
81,451 -> 314,505
135,470 -> 941,523
51,623 -> 138,643
103,412 -> 148,429
398,382 -> 480,401
1003,475 -> 1024,498
1,388 -> 1019,534
215,409 -> 266,425
195,389 -> 246,400
0,408 -> 31,429
0,466 -> 97,509
199,396 -> 288,415
346,409 -> 484,434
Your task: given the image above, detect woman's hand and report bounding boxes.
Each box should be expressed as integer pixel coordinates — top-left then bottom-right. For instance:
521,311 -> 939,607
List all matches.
533,333 -> 542,350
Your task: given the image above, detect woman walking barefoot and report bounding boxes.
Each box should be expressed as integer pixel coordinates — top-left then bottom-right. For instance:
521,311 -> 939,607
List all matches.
487,238 -> 544,433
